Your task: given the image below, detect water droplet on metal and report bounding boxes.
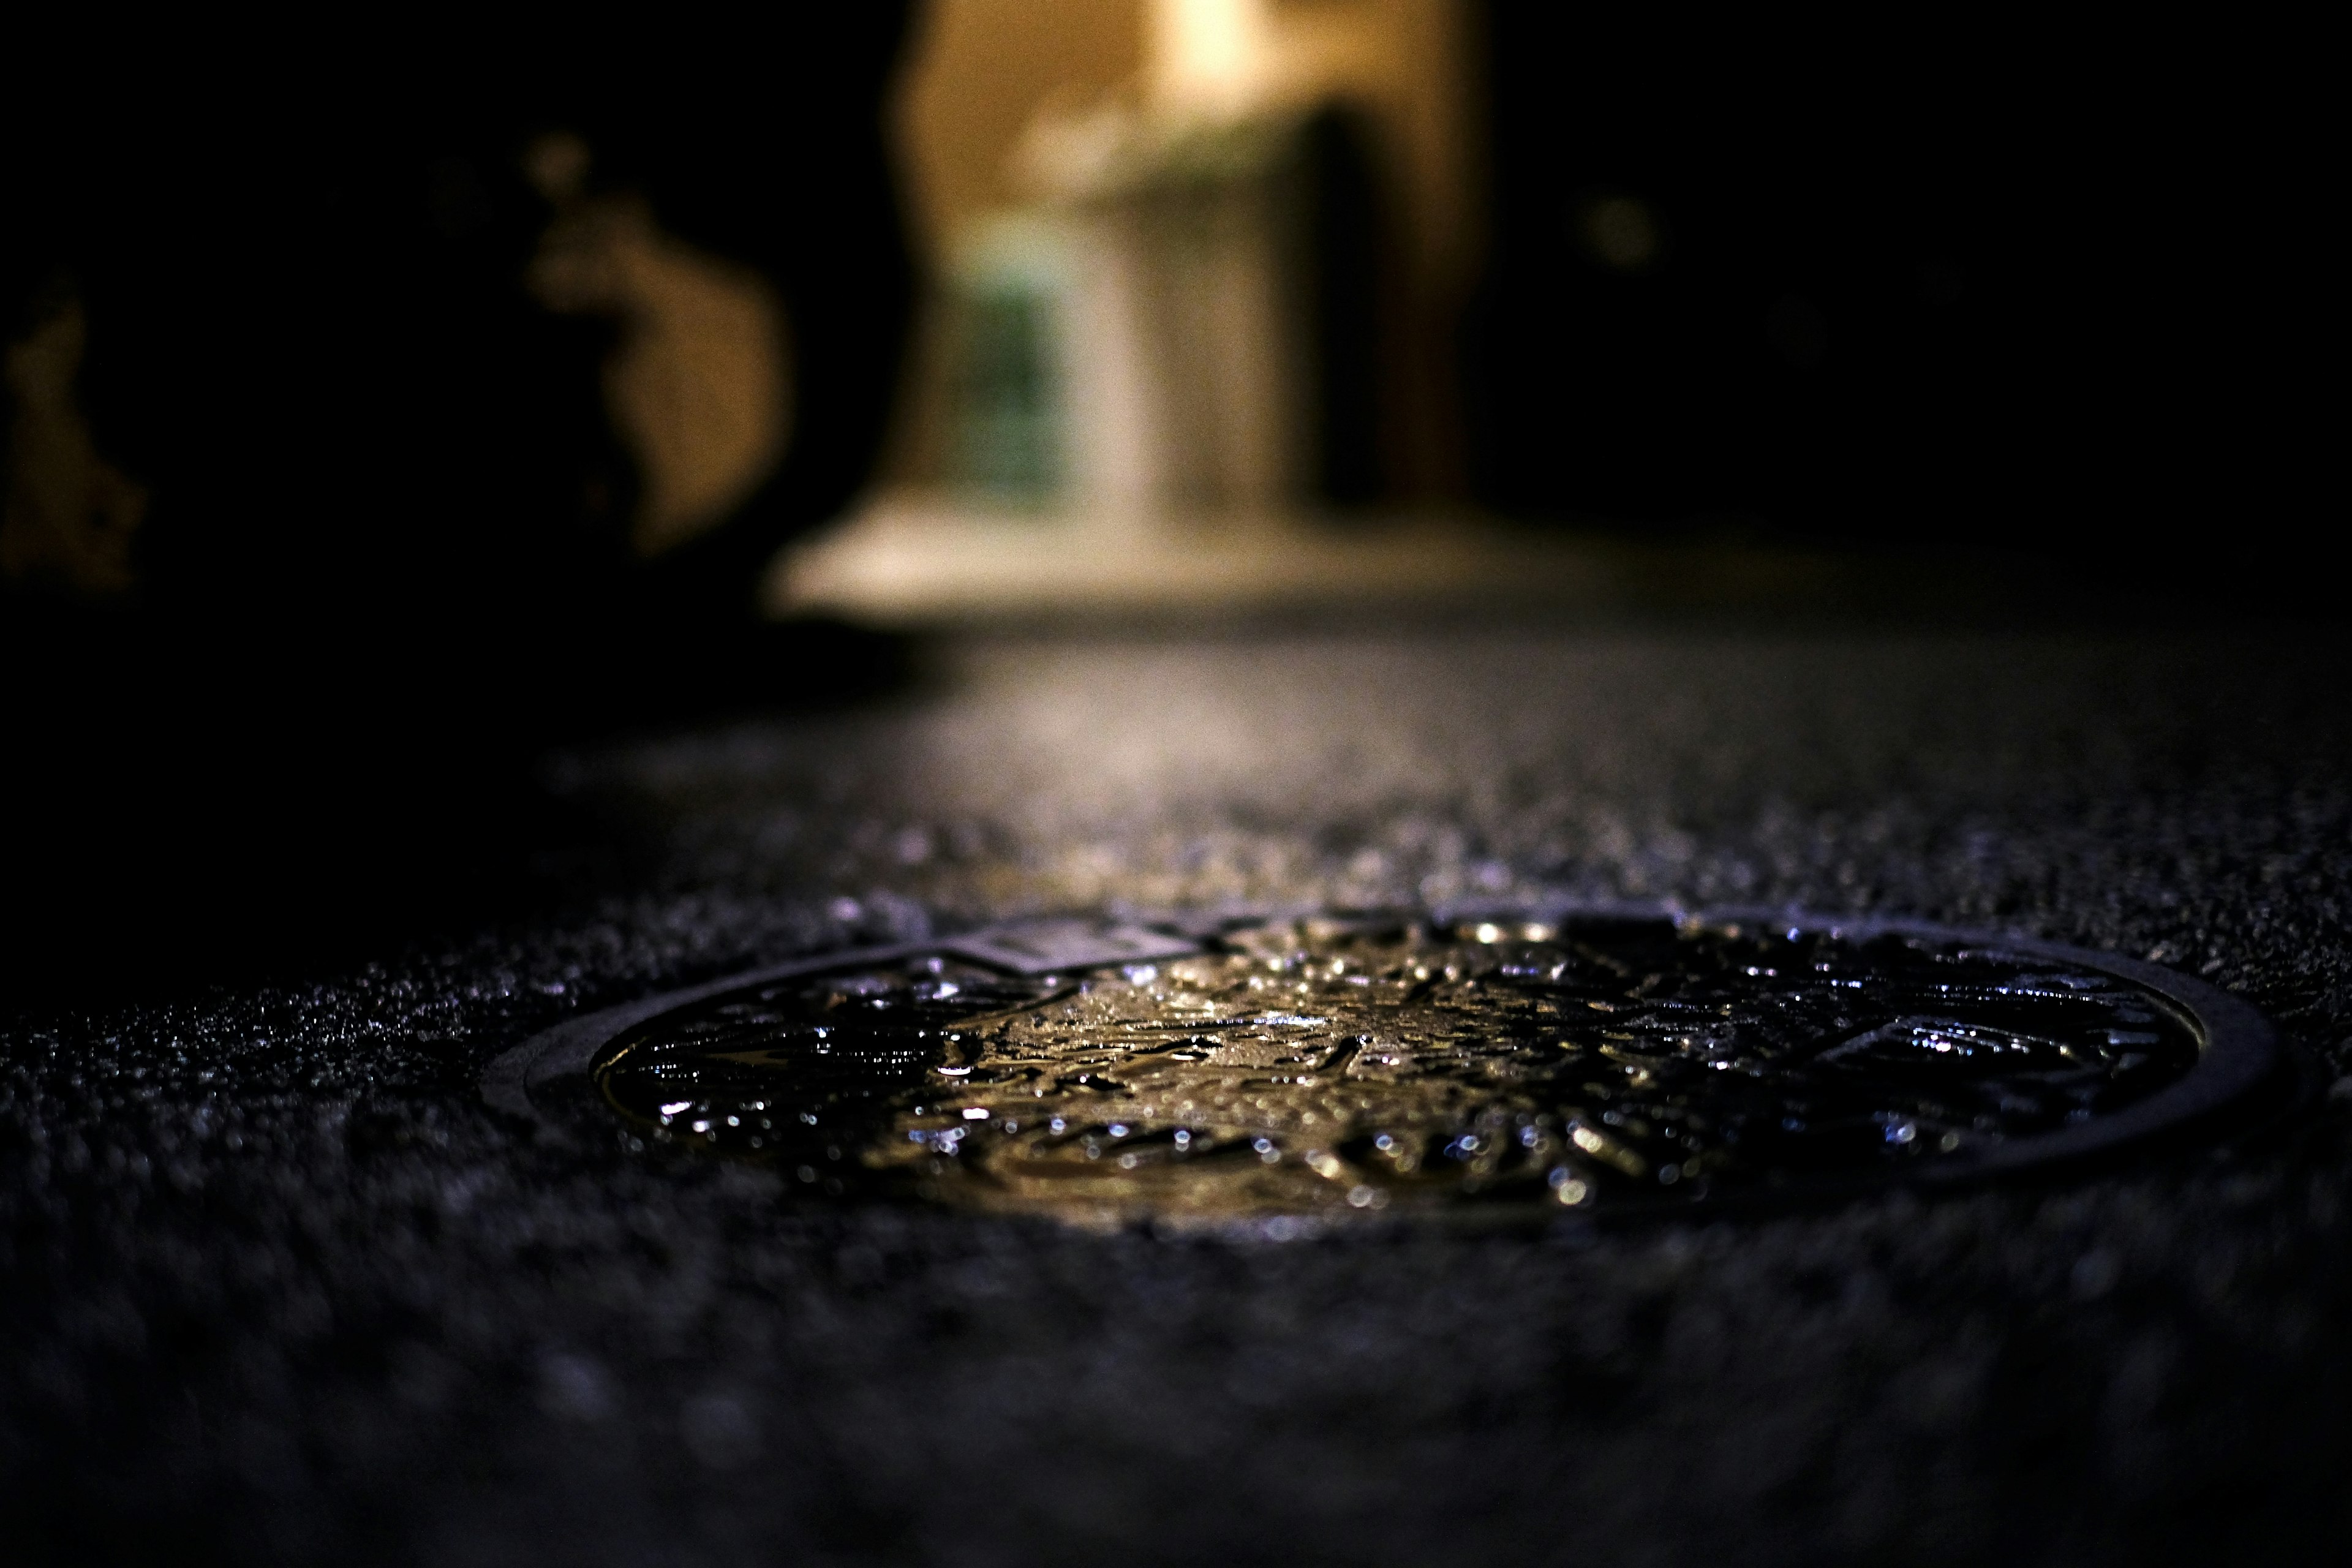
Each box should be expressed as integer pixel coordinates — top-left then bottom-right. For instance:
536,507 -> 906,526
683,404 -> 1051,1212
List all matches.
511,911 -> 2271,1226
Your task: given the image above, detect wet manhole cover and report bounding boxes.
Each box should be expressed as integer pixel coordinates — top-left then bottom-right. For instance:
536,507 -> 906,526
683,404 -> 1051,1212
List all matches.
484,910 -> 2275,1224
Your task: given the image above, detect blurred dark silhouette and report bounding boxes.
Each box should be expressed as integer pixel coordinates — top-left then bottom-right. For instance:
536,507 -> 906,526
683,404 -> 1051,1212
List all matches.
1303,106 -> 1396,508
3,12 -> 919,984
1463,6 -> 2323,587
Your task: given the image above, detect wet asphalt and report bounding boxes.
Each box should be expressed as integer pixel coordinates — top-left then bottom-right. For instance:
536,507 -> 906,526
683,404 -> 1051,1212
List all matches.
7,621 -> 2352,1565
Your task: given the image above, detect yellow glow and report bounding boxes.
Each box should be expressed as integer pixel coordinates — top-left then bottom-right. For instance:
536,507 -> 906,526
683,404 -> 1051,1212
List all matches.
1149,0 -> 1276,115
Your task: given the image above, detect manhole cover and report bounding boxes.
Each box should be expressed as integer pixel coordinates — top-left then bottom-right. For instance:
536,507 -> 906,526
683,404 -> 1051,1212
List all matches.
484,908 -> 2277,1224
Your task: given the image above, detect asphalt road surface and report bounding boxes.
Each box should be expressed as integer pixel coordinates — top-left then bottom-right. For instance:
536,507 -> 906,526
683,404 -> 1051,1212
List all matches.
7,621 -> 2352,1565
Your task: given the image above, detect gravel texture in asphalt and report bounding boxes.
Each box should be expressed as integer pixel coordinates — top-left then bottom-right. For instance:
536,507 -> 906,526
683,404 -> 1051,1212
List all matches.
7,626 -> 2352,1565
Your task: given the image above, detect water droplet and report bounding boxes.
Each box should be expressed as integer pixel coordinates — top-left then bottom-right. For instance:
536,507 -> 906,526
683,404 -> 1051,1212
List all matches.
592,914 -> 2206,1221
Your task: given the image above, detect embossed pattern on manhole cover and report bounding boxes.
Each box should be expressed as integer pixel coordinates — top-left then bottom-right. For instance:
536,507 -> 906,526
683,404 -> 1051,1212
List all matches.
489,911 -> 2275,1224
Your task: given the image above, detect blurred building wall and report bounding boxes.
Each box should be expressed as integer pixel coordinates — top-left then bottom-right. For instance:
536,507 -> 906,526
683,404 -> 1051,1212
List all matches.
897,0 -> 1148,258
884,0 -> 1476,508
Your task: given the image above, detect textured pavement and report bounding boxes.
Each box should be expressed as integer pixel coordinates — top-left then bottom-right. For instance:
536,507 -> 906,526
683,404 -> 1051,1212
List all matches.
7,622 -> 2352,1564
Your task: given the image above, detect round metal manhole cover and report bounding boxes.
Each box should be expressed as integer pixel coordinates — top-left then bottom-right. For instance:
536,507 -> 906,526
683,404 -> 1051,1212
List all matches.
484,908 -> 2278,1224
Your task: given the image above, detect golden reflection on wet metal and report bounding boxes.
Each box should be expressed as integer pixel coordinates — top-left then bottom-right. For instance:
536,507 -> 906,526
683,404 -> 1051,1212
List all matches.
592,916 -> 2203,1226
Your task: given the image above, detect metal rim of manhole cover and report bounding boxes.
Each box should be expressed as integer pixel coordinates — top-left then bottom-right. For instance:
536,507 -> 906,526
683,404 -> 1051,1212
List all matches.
481,905 -> 2280,1229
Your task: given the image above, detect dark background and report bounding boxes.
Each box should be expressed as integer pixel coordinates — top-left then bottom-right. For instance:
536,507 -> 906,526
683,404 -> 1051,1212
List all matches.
1463,6 -> 2327,584
3,12 -> 913,636
2,12 -> 918,986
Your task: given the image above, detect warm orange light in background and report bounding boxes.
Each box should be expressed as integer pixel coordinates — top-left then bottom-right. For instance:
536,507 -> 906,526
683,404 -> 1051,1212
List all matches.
838,0 -> 1484,624
896,0 -> 1477,318
1149,0 -> 1281,116
526,132 -> 793,560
